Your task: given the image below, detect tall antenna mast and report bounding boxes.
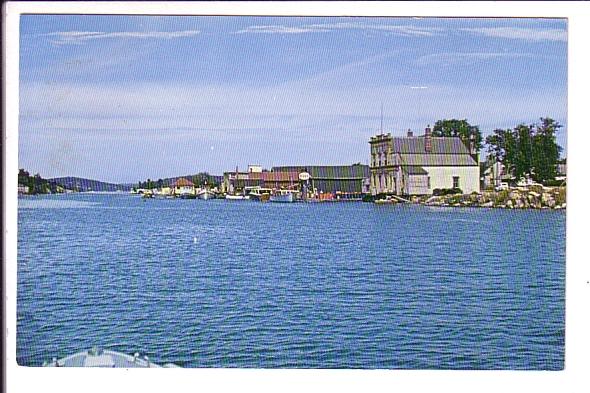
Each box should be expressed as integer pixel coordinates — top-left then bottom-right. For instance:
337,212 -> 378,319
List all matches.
380,102 -> 384,133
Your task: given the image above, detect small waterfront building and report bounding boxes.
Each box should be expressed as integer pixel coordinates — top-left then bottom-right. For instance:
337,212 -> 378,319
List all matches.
18,184 -> 29,194
222,164 -> 369,198
222,168 -> 299,194
248,164 -> 263,173
156,186 -> 172,196
369,126 -> 480,196
172,178 -> 195,196
272,164 -> 370,199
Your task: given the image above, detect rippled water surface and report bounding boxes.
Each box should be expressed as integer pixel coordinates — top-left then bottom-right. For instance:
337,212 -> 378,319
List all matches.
17,193 -> 565,369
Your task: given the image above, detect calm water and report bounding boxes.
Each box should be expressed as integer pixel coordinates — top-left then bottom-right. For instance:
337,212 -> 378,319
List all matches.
17,193 -> 565,369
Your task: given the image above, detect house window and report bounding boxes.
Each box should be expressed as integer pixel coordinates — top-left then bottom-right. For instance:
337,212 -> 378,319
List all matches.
453,176 -> 460,189
427,176 -> 431,189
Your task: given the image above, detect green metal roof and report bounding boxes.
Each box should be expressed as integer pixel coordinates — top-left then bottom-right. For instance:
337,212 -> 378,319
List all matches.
272,165 -> 369,179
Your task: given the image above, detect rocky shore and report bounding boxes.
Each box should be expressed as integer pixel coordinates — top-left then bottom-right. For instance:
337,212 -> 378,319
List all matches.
409,185 -> 566,210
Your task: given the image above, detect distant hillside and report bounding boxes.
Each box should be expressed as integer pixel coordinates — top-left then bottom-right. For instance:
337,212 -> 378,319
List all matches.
138,173 -> 223,188
49,177 -> 133,192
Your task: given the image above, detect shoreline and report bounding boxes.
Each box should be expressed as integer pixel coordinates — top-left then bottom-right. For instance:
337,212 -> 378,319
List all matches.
18,186 -> 567,210
408,185 -> 566,210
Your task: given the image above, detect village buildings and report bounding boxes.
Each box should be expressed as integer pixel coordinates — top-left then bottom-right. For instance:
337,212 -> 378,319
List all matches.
222,164 -> 370,199
369,126 -> 480,196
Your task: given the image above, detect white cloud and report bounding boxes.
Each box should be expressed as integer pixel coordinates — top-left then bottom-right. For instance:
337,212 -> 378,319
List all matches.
236,22 -> 442,36
42,30 -> 201,45
460,27 -> 567,42
19,81 -> 566,133
416,52 -> 534,66
307,22 -> 442,36
234,25 -> 330,34
19,80 -> 566,181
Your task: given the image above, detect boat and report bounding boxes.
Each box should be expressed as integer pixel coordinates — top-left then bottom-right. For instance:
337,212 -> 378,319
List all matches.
374,198 -> 397,204
197,189 -> 215,200
270,189 -> 295,203
225,194 -> 250,201
247,187 -> 272,202
43,347 -> 180,368
179,193 -> 197,199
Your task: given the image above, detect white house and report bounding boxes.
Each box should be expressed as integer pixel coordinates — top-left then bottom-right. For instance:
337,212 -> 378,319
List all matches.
369,126 -> 480,195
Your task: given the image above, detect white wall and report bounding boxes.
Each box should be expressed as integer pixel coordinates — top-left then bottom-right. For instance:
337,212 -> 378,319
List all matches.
405,174 -> 429,195
422,166 -> 480,194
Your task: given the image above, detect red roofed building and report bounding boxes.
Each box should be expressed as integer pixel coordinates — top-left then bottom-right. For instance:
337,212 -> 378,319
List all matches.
222,168 -> 299,194
173,177 -> 195,197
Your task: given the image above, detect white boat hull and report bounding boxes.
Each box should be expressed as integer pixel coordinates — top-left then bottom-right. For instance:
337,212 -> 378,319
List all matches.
225,194 -> 250,200
197,190 -> 214,200
270,192 -> 294,203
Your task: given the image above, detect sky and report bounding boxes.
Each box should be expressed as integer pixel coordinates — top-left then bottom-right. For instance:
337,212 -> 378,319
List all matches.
19,15 -> 567,183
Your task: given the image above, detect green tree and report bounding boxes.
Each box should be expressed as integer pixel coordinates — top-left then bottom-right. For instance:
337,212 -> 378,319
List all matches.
432,119 -> 483,152
18,169 -> 30,185
513,124 -> 534,181
485,117 -> 563,183
531,117 -> 562,183
485,128 -> 516,164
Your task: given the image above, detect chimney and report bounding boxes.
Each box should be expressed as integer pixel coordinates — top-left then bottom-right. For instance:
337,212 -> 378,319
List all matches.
425,125 -> 432,153
407,129 -> 413,137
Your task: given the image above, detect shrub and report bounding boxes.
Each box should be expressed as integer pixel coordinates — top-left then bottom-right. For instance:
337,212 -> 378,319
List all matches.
495,190 -> 510,204
543,179 -> 566,187
433,188 -> 463,196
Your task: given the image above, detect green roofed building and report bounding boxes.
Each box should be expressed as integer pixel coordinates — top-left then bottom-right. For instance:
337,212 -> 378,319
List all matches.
271,164 -> 370,197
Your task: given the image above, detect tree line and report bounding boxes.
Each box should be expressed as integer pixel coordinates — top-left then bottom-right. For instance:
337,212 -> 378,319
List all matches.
137,172 -> 220,189
18,169 -> 55,194
431,117 -> 563,184
484,117 -> 563,183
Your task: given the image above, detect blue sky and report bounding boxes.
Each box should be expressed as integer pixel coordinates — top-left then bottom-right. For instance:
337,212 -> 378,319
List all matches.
19,16 -> 567,183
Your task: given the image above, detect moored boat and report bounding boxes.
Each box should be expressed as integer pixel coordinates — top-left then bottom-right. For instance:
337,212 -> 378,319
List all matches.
248,187 -> 272,202
225,194 -> 250,200
270,189 -> 295,203
197,189 -> 215,200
